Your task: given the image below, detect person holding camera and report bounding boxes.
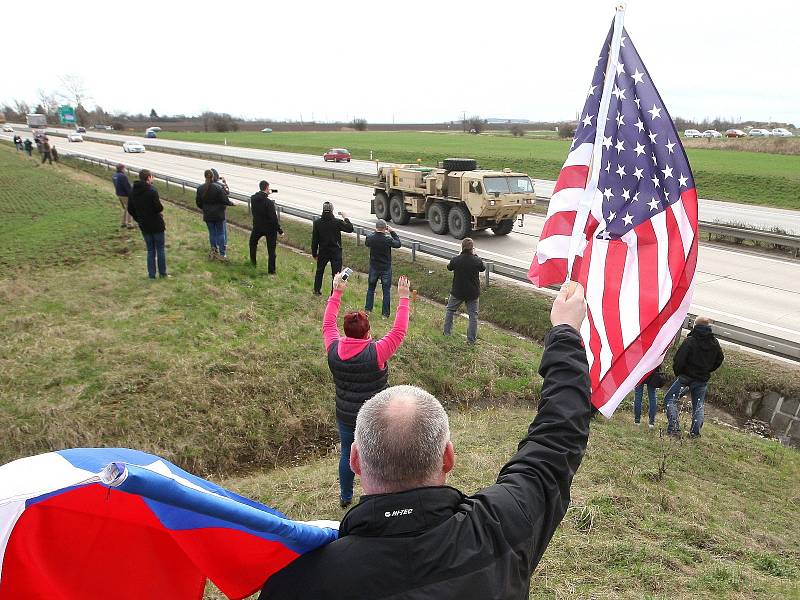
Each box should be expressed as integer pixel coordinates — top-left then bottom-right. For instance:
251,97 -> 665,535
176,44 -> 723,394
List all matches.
196,169 -> 234,261
249,180 -> 283,274
322,270 -> 411,509
364,219 -> 401,317
311,202 -> 353,295
443,237 -> 486,344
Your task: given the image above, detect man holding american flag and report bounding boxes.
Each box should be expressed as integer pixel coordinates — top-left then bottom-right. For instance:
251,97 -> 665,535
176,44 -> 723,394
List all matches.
530,5 -> 698,418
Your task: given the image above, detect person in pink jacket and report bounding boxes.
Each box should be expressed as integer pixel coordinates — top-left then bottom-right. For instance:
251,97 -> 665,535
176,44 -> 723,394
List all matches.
323,271 -> 411,508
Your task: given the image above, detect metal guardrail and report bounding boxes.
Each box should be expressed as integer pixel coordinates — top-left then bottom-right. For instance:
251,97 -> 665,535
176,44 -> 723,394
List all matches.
62,150 -> 800,362
702,222 -> 800,256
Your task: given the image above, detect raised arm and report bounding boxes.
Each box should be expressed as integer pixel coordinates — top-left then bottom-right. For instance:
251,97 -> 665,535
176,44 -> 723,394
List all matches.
375,276 -> 411,366
322,273 -> 347,351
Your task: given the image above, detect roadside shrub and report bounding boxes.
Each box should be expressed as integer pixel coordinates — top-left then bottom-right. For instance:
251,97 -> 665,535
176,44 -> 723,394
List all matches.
352,118 -> 368,131
557,122 -> 577,138
510,124 -> 526,137
466,115 -> 485,134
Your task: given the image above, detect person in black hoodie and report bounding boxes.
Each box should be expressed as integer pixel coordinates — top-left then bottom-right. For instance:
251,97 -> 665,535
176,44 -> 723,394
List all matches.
196,169 -> 234,260
443,237 -> 486,344
259,283 -> 591,600
249,180 -> 283,273
664,316 -> 724,437
127,169 -> 168,279
311,201 -> 353,295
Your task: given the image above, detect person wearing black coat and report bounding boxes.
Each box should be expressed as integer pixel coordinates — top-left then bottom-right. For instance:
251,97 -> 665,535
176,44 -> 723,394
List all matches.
127,169 -> 168,279
364,219 -> 401,317
664,316 -> 724,437
259,284 -> 591,600
443,237 -> 486,344
311,202 -> 353,295
23,139 -> 33,156
13,135 -> 22,150
196,169 -> 234,260
249,180 -> 283,273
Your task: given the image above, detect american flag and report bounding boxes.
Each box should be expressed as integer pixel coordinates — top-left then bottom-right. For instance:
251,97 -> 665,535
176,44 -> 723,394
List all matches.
529,10 -> 698,417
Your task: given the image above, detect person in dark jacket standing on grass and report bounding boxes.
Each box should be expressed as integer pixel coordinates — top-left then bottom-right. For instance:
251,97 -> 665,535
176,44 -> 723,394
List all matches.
311,201 -> 353,295
112,164 -> 134,229
23,139 -> 33,156
127,169 -> 168,279
364,218 -> 401,317
664,316 -> 724,437
40,138 -> 52,164
443,237 -> 485,344
249,180 -> 283,273
13,135 -> 22,150
260,283 -> 591,600
196,169 -> 234,261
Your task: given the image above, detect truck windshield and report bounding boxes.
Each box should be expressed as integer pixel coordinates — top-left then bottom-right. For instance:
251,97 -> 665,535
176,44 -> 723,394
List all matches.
483,177 -> 534,194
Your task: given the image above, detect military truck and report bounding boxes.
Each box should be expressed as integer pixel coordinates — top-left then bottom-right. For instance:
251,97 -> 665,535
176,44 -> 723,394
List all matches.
371,158 -> 536,239
26,113 -> 48,142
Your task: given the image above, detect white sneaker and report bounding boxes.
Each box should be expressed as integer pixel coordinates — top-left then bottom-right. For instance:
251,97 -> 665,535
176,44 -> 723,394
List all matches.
648,423 -> 655,430
634,421 -> 641,426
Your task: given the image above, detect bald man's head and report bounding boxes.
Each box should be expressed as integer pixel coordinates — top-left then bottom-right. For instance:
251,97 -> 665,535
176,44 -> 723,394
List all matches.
354,385 -> 450,492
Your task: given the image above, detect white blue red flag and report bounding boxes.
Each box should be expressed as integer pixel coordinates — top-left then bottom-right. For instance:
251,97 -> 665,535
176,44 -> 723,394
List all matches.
0,448 -> 338,599
529,7 -> 698,416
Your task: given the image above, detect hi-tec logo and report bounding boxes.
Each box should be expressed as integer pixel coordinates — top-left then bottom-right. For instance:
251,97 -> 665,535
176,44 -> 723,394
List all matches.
384,508 -> 414,518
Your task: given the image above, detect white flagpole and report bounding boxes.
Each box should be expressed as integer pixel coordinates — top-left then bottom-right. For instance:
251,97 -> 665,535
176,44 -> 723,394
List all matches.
565,3 -> 627,283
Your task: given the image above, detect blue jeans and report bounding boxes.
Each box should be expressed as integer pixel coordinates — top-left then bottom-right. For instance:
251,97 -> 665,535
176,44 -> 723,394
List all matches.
443,296 -> 479,343
664,377 -> 708,436
634,384 -> 657,425
141,231 -> 167,278
337,420 -> 355,503
365,267 -> 392,316
206,220 -> 228,256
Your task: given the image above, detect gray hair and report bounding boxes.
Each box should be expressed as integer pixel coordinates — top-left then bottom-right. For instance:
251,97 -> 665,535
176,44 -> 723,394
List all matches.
355,385 -> 450,488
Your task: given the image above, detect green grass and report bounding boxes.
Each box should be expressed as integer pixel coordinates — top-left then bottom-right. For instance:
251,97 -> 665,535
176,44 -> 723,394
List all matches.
155,130 -> 800,210
2,144 -> 799,599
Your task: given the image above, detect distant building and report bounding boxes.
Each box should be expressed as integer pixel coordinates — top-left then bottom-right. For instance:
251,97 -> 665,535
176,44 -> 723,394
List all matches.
486,118 -> 532,125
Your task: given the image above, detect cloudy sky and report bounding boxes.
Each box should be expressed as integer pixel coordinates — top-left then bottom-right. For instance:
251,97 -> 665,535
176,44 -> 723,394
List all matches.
3,0 -> 798,125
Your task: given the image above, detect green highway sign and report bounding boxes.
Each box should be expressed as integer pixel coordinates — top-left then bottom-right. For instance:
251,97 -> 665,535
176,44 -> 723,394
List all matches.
59,105 -> 76,125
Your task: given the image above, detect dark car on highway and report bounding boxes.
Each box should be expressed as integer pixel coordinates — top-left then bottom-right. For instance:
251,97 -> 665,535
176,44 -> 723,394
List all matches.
323,148 -> 351,162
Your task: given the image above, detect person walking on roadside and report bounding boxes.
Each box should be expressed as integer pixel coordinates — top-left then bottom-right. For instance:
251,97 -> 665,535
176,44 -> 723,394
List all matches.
311,202 -> 353,295
127,169 -> 168,279
196,169 -> 234,261
259,284 -> 591,600
322,270 -> 411,509
112,164 -> 134,229
13,134 -> 22,150
443,237 -> 486,344
41,138 -> 53,164
664,316 -> 724,438
249,180 -> 283,274
23,138 -> 33,156
633,363 -> 665,429
363,219 -> 402,317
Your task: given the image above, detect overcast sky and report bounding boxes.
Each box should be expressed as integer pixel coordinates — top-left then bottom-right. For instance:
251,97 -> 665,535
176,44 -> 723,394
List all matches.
3,0 -> 798,125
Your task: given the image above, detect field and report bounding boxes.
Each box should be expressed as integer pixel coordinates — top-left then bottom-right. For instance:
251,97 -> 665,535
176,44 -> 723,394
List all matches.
1,144 -> 799,599
156,130 -> 800,210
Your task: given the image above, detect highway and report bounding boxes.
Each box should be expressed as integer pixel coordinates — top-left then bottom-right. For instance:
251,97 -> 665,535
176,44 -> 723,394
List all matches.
11,124 -> 800,234
3,131 -> 800,346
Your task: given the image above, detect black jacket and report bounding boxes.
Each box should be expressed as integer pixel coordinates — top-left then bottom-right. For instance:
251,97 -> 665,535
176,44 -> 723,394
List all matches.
328,340 -> 389,428
311,212 -> 353,257
673,325 -> 724,383
127,181 -> 165,233
260,325 -> 592,600
447,251 -> 486,301
250,191 -> 282,234
195,182 -> 233,223
365,230 -> 401,271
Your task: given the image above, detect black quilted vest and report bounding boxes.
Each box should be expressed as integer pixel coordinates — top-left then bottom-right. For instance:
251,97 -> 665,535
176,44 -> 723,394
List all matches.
327,340 -> 389,428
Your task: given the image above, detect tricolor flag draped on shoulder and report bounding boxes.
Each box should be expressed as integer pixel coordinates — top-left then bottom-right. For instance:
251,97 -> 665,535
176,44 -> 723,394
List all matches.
0,448 -> 338,600
529,6 -> 698,417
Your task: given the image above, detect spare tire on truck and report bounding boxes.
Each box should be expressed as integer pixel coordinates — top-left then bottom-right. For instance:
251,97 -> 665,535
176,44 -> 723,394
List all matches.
442,158 -> 477,171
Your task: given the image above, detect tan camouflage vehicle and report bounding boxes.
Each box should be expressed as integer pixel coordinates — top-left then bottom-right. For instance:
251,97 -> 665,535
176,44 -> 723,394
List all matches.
372,158 -> 536,239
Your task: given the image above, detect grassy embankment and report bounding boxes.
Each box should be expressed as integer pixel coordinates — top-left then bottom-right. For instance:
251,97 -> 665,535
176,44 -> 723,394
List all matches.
156,130 -> 800,211
1,144 -> 799,599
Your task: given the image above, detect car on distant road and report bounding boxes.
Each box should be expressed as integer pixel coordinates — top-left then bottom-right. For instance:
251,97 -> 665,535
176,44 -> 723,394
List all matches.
76,126 -> 86,133
145,128 -> 158,139
261,128 -> 273,133
724,129 -> 747,138
67,133 -> 83,142
323,148 -> 351,162
748,128 -> 772,137
2,125 -> 14,132
702,130 -> 722,138
684,129 -> 703,138
93,124 -> 112,130
772,128 -> 793,137
122,141 -> 146,153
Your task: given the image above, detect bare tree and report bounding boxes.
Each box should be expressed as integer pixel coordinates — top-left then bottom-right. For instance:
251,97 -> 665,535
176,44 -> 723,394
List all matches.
13,99 -> 31,116
58,75 -> 91,108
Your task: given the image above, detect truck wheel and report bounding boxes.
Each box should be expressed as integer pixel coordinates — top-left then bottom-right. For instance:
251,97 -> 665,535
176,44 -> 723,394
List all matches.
389,194 -> 411,225
374,191 -> 390,220
447,205 -> 472,239
427,203 -> 449,235
492,219 -> 514,236
442,158 -> 477,171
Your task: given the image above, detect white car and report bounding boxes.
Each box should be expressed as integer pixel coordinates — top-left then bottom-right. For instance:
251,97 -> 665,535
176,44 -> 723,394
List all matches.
2,125 -> 13,132
702,129 -> 722,138
122,141 -> 146,153
67,133 -> 83,142
772,128 -> 793,137
684,129 -> 703,138
748,128 -> 772,137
